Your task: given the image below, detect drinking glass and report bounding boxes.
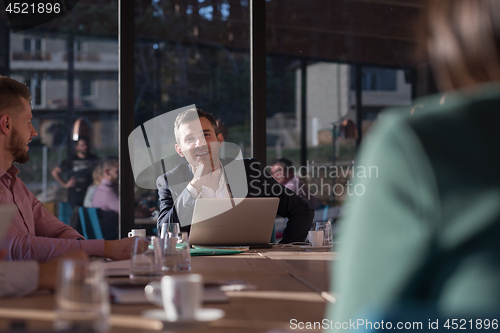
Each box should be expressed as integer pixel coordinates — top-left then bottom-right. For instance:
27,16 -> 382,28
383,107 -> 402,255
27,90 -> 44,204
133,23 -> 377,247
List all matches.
54,259 -> 109,333
160,222 -> 180,239
314,221 -> 333,247
162,232 -> 180,272
176,232 -> 191,271
130,236 -> 162,280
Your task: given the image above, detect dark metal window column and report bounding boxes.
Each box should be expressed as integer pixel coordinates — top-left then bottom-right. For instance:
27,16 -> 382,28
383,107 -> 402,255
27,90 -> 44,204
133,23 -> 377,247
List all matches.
300,60 -> 307,167
66,33 -> 75,158
250,0 -> 266,165
0,22 -> 10,76
354,65 -> 363,148
119,0 -> 135,239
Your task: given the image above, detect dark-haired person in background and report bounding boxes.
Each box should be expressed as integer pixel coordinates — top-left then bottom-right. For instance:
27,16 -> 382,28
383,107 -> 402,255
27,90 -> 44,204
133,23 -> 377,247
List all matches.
270,158 -> 318,209
52,137 -> 99,209
328,0 -> 500,327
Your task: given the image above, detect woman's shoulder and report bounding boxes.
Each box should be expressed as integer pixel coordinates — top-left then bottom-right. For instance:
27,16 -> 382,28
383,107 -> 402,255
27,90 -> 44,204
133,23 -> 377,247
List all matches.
373,85 -> 500,146
382,84 -> 500,125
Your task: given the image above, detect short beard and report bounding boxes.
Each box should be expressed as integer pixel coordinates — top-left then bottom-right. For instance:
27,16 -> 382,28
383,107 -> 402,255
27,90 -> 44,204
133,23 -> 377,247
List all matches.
9,129 -> 29,165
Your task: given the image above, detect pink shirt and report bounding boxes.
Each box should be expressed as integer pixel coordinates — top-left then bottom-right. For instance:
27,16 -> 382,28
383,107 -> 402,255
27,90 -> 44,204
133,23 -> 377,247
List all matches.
0,165 -> 105,262
285,176 -> 318,210
91,179 -> 119,214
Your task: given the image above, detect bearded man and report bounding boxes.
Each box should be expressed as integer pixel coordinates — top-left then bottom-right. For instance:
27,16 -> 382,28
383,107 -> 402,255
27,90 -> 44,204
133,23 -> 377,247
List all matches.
0,76 -> 135,262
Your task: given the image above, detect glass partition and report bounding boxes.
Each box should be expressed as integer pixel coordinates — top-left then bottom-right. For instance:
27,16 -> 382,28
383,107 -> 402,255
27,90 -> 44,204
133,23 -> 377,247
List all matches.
1,0 -> 436,239
265,0 -> 433,235
133,0 -> 251,231
0,0 -> 119,237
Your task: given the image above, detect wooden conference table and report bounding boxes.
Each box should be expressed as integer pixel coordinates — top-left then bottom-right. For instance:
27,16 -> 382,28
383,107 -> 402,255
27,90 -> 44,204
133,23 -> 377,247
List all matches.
0,246 -> 334,333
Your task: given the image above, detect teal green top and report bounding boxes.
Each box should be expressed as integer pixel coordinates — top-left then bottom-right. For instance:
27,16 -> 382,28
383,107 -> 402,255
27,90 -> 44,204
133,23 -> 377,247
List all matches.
327,84 -> 500,328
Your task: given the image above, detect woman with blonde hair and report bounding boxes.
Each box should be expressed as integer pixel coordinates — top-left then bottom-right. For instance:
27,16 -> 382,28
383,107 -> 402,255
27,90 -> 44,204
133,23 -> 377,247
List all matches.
83,162 -> 103,208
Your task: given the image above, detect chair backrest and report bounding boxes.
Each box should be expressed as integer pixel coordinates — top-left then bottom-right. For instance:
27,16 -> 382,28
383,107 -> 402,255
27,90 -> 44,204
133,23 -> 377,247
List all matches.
58,202 -> 73,225
270,224 -> 276,244
78,207 -> 104,239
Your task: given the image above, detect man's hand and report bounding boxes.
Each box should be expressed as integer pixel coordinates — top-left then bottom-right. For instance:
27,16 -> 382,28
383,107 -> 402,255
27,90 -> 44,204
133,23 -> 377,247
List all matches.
51,166 -> 74,189
190,158 -> 215,192
104,237 -> 147,261
64,177 -> 76,189
38,251 -> 88,290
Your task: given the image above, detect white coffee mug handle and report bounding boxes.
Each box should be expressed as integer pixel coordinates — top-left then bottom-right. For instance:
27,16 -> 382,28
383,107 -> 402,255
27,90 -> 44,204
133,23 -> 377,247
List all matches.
128,231 -> 133,238
144,281 -> 163,306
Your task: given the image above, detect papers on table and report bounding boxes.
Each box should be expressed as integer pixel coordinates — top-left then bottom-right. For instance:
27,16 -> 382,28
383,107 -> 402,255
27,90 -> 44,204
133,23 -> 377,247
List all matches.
105,260 -> 229,304
104,260 -> 131,277
109,282 -> 229,305
109,283 -> 148,304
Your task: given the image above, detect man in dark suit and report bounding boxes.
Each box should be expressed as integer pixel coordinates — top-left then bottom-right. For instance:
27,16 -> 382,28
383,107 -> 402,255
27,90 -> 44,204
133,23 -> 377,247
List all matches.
156,108 -> 314,244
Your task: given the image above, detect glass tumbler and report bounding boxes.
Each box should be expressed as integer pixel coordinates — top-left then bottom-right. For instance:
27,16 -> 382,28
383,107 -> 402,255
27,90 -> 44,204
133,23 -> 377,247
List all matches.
130,236 -> 162,280
176,232 -> 191,271
54,259 -> 109,333
162,231 -> 180,271
160,222 -> 180,239
314,221 -> 333,247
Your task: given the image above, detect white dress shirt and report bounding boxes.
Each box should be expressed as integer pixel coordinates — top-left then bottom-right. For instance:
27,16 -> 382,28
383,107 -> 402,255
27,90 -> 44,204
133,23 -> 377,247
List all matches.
186,162 -> 231,199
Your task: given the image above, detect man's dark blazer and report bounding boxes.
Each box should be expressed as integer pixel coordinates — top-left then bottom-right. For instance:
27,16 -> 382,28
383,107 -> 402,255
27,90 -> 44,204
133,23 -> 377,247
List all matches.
156,158 -> 314,243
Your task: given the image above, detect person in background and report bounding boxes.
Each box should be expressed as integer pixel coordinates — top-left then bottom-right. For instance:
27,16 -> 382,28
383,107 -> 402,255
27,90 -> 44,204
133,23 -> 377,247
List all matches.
91,157 -> 119,214
0,76 -> 135,261
270,158 -> 318,209
52,137 -> 99,209
83,161 -> 103,208
0,250 -> 87,298
328,0 -> 500,328
135,188 -> 158,218
90,157 -> 119,240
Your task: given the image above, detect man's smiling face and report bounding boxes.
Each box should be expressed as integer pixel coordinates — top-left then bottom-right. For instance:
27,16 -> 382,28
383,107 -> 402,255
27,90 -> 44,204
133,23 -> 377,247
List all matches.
175,116 -> 223,170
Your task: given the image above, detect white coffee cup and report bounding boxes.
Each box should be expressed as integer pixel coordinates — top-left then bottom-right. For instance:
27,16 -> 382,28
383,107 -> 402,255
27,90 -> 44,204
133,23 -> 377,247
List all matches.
308,230 -> 324,247
314,221 -> 333,247
145,274 -> 203,322
128,229 -> 146,238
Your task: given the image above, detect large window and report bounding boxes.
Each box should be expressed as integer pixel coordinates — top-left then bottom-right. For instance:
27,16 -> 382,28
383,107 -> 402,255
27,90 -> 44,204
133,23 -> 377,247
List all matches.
131,0 -> 251,230
0,0 -> 119,235
1,0 -> 435,238
265,0 -> 432,224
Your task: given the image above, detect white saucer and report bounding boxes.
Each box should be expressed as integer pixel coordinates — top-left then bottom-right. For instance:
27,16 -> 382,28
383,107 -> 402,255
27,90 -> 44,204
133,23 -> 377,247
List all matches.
142,308 -> 225,328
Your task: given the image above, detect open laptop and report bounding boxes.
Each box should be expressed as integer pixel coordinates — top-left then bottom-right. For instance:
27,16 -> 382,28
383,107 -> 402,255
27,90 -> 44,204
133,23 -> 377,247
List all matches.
189,198 -> 279,246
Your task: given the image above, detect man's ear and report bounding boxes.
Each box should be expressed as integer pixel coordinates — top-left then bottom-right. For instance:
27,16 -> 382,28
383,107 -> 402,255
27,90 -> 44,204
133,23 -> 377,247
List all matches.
175,144 -> 184,157
217,133 -> 224,144
0,114 -> 12,134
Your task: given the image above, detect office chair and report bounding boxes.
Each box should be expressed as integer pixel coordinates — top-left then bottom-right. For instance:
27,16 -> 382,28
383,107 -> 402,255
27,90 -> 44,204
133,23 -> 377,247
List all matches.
58,202 -> 73,225
78,207 -> 104,239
